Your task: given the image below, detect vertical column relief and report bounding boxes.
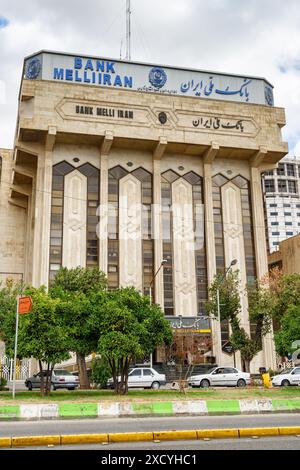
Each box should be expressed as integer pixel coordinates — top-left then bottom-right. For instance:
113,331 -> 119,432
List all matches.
172,178 -> 197,316
62,170 -> 87,269
119,173 -> 143,291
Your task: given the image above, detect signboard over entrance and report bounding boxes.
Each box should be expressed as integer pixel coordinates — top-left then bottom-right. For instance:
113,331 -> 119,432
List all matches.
24,50 -> 274,106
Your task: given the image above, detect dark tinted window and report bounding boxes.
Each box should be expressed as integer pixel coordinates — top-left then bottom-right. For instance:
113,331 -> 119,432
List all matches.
129,369 -> 142,377
143,369 -> 153,376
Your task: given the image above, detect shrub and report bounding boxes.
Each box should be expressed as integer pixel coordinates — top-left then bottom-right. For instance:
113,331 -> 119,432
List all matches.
0,376 -> 7,390
91,356 -> 111,389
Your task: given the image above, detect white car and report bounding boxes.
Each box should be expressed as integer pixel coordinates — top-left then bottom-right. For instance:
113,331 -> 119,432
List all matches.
188,366 -> 250,388
271,367 -> 300,387
107,367 -> 166,390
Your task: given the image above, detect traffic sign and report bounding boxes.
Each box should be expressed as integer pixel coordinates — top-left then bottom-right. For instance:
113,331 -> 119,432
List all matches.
18,296 -> 32,314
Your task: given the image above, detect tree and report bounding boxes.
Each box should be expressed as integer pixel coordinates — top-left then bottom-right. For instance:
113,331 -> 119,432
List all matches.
50,267 -> 107,389
206,270 -> 265,372
274,306 -> 300,358
16,288 -> 69,396
93,287 -> 173,394
0,280 -> 21,352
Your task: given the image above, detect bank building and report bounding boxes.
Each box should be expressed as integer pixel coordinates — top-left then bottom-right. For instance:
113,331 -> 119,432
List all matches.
0,51 -> 288,374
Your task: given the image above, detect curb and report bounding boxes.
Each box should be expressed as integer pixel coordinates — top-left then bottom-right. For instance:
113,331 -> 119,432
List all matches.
1,399 -> 300,420
1,427 -> 300,447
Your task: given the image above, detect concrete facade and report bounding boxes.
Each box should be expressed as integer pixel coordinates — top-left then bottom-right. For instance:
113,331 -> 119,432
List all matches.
0,52 -> 289,372
268,233 -> 300,274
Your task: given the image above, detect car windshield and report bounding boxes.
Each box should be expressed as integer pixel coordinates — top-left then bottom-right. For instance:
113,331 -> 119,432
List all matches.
208,367 -> 217,374
54,370 -> 72,376
280,368 -> 293,375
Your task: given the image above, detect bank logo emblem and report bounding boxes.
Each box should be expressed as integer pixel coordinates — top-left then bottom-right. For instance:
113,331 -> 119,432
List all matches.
265,86 -> 274,106
25,57 -> 41,80
149,67 -> 167,89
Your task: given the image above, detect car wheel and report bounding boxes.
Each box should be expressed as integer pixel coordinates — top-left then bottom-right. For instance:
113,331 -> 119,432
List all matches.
281,379 -> 290,387
68,387 -> 75,391
151,381 -> 160,390
200,379 -> 210,388
27,381 -> 32,391
237,379 -> 246,388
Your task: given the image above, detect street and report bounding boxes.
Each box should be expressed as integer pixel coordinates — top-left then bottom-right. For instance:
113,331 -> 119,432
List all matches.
1,413 -> 300,438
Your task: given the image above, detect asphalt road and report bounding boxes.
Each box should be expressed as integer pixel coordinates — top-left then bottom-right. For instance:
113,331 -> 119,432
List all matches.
1,413 -> 300,437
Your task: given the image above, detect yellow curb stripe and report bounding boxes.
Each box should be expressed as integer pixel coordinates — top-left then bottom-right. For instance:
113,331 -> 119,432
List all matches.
2,427 -> 297,448
197,429 -> 239,439
239,428 -> 279,437
0,437 -> 11,448
61,434 -> 108,445
12,435 -> 61,447
278,427 -> 300,436
153,431 -> 197,441
108,432 -> 154,443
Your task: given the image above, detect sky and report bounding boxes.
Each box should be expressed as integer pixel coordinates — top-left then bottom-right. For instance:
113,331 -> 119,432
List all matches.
0,0 -> 300,154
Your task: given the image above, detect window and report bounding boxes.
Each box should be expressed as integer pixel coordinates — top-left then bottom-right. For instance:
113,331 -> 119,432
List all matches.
270,212 -> 278,216
288,180 -> 297,194
297,214 -> 300,217
293,368 -> 300,375
285,222 -> 293,226
143,369 -> 153,376
273,242 -> 279,246
284,213 -> 292,216
224,368 -> 238,374
264,180 -> 275,192
271,222 -> 279,226
264,170 -> 274,176
277,163 -> 285,176
297,204 -> 300,209
286,164 -> 295,177
272,232 -> 280,236
283,204 -> 291,208
269,204 -> 277,208
278,180 -> 287,192
286,232 -> 294,236
129,369 -> 142,377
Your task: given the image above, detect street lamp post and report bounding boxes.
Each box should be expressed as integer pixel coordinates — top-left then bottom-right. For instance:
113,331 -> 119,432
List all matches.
216,259 -> 238,364
148,260 -> 167,367
149,259 -> 167,306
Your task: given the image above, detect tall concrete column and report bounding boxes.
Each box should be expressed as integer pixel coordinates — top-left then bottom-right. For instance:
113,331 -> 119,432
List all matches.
203,143 -> 220,363
152,138 -> 167,307
98,131 -> 113,275
250,148 -> 277,370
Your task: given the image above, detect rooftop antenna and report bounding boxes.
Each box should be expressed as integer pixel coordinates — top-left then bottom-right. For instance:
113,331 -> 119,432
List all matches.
126,0 -> 131,60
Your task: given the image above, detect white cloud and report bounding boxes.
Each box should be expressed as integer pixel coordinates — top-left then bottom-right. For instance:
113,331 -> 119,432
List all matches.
1,0 -> 300,154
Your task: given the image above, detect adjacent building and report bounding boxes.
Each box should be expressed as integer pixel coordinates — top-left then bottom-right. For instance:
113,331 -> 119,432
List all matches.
0,50 -> 289,372
262,156 -> 300,253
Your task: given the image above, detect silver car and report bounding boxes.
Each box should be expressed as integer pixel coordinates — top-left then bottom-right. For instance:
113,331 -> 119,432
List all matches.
25,369 -> 79,391
107,367 -> 166,390
271,367 -> 300,387
188,366 -> 251,388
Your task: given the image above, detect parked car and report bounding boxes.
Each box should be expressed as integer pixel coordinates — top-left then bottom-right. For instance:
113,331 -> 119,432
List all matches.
271,367 -> 300,387
25,369 -> 79,391
107,367 -> 166,390
187,366 -> 250,388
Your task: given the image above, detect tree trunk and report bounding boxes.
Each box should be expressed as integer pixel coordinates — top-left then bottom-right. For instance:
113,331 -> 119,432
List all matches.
39,360 -> 45,397
242,358 -> 251,373
76,352 -> 90,389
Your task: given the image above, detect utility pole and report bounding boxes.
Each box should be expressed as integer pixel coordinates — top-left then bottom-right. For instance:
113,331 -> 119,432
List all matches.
126,0 -> 131,60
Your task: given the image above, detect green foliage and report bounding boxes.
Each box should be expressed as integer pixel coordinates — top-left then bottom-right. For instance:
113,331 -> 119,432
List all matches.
51,267 -> 107,295
270,274 -> 300,322
93,287 -> 173,394
50,267 -> 108,389
274,305 -> 300,357
91,356 -> 111,388
206,271 -> 241,322
0,376 -> 7,390
0,280 -> 23,354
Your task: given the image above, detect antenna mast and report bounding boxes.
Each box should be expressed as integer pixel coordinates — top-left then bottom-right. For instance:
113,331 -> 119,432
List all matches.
126,0 -> 131,60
